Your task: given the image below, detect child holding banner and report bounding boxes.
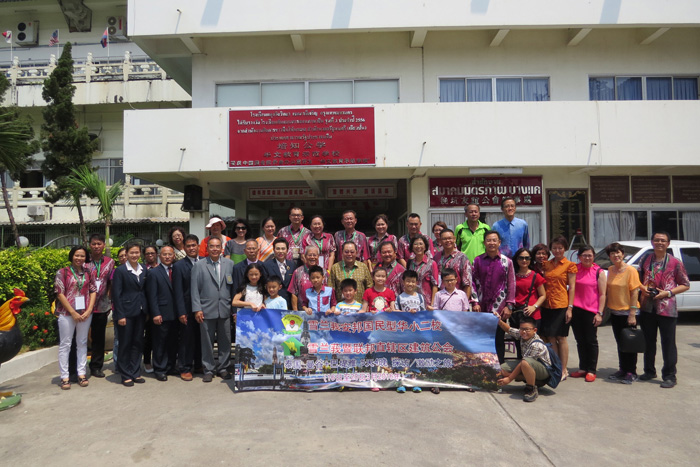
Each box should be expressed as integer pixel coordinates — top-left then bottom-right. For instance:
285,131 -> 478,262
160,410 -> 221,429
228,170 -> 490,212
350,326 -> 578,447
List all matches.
301,266 -> 337,315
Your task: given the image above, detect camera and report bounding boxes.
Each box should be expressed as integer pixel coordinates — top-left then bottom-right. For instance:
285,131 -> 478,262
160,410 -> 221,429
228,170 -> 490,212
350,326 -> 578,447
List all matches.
647,287 -> 659,299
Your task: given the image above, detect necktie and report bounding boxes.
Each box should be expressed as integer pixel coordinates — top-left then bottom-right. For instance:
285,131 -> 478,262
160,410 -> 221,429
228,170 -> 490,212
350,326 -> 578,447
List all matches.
168,266 -> 172,282
214,261 -> 220,283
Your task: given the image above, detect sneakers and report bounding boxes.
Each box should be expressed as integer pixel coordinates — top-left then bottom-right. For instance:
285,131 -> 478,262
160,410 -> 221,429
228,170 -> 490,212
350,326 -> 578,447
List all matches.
523,384 -> 538,402
660,379 -> 677,389
639,372 -> 657,381
585,373 -> 597,382
620,372 -> 638,385
396,386 -> 406,393
607,370 -> 625,381
202,373 -> 213,383
570,370 -> 587,378
412,387 -> 422,393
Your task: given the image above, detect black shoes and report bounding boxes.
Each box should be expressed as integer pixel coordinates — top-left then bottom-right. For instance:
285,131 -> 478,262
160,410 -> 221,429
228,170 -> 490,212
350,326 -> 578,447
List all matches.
660,379 -> 677,388
155,373 -> 168,382
91,369 -> 105,378
203,373 -> 213,383
523,385 -> 538,402
219,370 -> 231,380
639,372 -> 657,381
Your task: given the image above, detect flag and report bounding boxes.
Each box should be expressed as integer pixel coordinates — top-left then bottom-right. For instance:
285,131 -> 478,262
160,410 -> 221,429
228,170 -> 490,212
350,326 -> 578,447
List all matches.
2,31 -> 10,44
48,29 -> 59,46
100,27 -> 109,48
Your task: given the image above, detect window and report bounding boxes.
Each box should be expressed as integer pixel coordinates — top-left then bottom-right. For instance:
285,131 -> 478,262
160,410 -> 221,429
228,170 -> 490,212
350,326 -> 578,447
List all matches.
680,248 -> 700,282
93,158 -> 124,185
592,210 -> 700,247
216,80 -> 399,107
439,77 -> 550,102
589,76 -> 698,100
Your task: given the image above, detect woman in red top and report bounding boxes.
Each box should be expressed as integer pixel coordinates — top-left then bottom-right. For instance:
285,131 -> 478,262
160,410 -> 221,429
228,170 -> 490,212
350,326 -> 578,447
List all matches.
511,248 -> 546,359
531,243 -> 549,277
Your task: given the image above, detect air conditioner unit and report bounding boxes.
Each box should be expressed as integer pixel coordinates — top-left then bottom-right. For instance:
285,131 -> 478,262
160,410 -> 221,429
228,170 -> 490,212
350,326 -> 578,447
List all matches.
27,205 -> 45,217
16,21 -> 39,46
107,16 -> 127,40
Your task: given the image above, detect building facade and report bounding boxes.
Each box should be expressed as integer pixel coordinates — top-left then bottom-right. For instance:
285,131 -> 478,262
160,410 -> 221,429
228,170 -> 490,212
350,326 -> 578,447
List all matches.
0,0 -> 192,246
12,1 -> 700,249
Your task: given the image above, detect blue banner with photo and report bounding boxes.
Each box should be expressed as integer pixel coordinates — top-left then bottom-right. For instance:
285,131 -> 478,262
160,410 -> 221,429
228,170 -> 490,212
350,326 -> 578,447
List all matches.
235,309 -> 501,391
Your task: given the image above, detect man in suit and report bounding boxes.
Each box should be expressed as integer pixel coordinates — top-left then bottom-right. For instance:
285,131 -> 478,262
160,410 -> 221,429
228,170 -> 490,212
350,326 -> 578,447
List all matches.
232,238 -> 269,292
146,245 -> 178,382
173,234 -> 202,381
264,238 -> 295,309
191,236 -> 235,382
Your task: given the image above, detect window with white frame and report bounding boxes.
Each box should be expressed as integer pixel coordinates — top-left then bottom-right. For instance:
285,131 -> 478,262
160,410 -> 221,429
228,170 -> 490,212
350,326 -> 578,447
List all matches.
216,79 -> 399,107
439,77 -> 550,103
592,209 -> 700,247
589,76 -> 699,101
93,158 -> 124,186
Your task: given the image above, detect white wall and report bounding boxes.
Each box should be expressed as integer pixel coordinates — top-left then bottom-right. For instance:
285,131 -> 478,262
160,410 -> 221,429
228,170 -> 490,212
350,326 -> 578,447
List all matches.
128,0 -> 700,37
123,101 -> 700,178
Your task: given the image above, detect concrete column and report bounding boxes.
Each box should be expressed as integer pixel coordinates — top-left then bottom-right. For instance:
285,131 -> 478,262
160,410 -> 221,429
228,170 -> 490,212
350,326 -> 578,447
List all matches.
407,174 -> 429,223
188,183 -> 209,238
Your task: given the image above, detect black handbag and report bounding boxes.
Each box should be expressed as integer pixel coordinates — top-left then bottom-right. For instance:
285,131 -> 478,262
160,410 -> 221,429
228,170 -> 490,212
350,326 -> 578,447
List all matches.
621,327 -> 646,353
510,273 -> 537,328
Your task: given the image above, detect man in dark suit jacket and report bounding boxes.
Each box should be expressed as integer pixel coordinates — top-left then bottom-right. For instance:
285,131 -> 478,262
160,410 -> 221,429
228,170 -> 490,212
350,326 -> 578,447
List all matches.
232,239 -> 269,292
264,238 -> 295,309
146,245 -> 178,381
172,234 -> 202,381
191,237 -> 235,382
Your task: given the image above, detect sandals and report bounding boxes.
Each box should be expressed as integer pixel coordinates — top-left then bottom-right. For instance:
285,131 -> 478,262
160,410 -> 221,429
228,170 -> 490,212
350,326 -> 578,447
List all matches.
60,379 -> 71,390
78,376 -> 89,387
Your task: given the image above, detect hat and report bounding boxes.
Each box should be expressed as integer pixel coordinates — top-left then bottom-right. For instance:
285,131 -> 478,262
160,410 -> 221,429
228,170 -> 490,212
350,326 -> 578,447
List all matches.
205,217 -> 226,230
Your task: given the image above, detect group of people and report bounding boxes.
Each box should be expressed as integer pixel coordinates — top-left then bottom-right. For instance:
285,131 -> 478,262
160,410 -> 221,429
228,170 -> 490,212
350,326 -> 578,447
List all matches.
54,198 -> 690,403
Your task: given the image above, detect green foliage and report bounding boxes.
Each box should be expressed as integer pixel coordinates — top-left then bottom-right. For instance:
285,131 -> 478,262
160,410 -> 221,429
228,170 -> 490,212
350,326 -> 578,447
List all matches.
30,248 -> 71,305
0,248 -> 50,309
18,304 -> 58,350
40,42 -> 97,204
0,74 -> 39,178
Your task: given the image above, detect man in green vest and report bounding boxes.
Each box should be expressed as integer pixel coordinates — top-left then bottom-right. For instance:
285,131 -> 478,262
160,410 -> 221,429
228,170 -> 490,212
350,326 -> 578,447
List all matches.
455,203 -> 490,262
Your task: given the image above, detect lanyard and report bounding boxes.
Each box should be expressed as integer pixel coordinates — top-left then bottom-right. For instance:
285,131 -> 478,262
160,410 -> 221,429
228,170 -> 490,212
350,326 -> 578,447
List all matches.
94,257 -> 104,278
371,235 -> 386,256
343,230 -> 356,244
342,263 -> 356,279
313,234 -> 325,252
410,259 -> 428,277
70,266 -> 85,292
384,261 -> 397,278
650,254 -> 669,281
291,227 -> 305,245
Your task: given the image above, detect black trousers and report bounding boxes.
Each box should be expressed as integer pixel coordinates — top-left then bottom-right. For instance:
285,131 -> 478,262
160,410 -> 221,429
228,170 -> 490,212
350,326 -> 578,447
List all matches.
116,314 -> 145,382
570,307 -> 599,373
610,314 -> 638,374
151,319 -> 179,375
143,316 -> 153,365
495,324 -> 506,364
178,313 -> 202,373
639,312 -> 677,381
89,312 -> 109,371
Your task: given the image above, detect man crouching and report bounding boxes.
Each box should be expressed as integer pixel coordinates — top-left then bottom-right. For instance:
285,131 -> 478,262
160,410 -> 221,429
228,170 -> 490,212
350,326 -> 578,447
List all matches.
495,316 -> 550,402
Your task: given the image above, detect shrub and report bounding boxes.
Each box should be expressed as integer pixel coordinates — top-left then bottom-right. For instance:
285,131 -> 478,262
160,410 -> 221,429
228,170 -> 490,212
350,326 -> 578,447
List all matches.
30,248 -> 70,305
0,248 -> 50,308
17,304 -> 59,350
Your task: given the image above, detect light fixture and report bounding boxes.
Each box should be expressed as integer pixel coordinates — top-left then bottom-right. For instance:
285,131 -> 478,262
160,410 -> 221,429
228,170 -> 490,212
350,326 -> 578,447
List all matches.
469,167 -> 523,175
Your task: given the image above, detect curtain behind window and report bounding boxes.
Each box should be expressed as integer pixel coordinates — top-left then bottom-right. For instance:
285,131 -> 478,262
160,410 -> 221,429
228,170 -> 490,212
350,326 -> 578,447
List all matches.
646,77 -> 672,100
682,212 -> 700,242
523,78 -> 549,101
594,211 -> 620,248
589,77 -> 614,100
616,77 -> 642,100
440,79 -> 465,102
674,78 -> 699,100
467,79 -> 492,102
496,78 -> 522,102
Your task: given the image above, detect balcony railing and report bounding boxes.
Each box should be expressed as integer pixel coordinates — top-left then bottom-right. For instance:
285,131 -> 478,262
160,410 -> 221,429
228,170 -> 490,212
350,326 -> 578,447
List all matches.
1,51 -> 169,87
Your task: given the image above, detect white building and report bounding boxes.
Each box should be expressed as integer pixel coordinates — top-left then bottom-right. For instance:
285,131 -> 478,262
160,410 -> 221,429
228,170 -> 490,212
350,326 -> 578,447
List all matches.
8,1 -> 700,253
0,0 -> 192,247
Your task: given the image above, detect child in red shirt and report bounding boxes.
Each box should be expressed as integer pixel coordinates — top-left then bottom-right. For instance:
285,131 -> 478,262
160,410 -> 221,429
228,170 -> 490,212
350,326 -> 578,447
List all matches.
361,266 -> 396,313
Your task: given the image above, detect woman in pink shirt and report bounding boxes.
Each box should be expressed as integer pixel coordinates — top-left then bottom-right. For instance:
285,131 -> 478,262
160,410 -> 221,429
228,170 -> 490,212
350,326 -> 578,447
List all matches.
570,245 -> 607,382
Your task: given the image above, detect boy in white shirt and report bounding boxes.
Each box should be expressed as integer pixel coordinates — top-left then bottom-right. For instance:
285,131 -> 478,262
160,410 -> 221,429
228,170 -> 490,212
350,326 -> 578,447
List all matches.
395,270 -> 426,313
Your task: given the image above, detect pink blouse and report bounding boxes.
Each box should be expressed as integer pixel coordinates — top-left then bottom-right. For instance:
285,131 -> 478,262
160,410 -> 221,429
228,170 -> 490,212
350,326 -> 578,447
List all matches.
573,263 -> 602,314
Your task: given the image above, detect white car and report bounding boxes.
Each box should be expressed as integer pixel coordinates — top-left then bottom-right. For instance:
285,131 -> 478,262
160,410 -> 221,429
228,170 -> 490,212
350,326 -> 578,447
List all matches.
593,240 -> 700,312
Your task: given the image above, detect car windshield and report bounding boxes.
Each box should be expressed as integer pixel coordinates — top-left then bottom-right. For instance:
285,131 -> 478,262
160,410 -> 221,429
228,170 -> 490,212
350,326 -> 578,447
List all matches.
594,245 -> 642,269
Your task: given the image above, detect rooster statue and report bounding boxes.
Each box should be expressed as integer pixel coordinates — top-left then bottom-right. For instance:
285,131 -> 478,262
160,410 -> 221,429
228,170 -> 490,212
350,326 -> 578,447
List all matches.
0,289 -> 30,411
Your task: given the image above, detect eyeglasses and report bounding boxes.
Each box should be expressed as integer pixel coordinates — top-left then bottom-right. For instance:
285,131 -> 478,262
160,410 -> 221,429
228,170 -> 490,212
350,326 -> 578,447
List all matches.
517,256 -> 531,261
519,327 -> 535,332
236,226 -> 247,230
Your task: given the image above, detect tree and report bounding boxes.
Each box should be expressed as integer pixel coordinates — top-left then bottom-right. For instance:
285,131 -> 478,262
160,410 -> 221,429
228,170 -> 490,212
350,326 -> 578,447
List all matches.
41,42 -> 97,245
0,75 -> 40,247
64,165 -> 123,257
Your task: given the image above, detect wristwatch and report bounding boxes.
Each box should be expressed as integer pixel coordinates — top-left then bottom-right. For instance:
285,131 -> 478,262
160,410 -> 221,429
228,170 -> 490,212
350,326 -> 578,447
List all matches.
668,290 -> 674,298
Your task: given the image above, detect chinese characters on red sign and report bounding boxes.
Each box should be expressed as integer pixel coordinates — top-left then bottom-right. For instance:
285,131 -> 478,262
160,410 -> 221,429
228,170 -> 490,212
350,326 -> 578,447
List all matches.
429,177 -> 543,207
229,107 -> 375,168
